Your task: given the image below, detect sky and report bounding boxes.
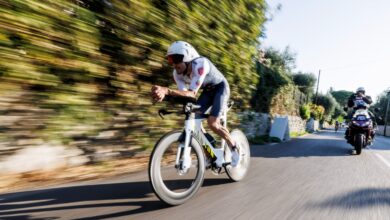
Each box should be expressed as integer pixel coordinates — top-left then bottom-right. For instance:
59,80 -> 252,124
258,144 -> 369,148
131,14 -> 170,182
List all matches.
262,0 -> 390,101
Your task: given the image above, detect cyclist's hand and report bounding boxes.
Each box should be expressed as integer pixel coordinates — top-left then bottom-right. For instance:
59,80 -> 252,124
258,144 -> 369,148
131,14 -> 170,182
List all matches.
151,85 -> 168,102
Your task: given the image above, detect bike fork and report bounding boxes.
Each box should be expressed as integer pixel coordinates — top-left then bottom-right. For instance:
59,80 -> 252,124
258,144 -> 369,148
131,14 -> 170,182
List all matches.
175,120 -> 194,174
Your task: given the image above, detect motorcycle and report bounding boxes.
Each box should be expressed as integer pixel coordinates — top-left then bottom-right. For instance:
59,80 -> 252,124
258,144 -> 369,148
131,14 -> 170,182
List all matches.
345,99 -> 377,155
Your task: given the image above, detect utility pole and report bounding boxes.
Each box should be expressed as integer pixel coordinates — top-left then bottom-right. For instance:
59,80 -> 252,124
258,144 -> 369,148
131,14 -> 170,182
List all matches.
315,69 -> 321,105
384,90 -> 390,136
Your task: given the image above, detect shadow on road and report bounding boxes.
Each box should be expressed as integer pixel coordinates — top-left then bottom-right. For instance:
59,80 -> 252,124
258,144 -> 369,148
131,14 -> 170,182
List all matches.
251,130 -> 352,158
0,178 -> 231,219
308,187 -> 390,209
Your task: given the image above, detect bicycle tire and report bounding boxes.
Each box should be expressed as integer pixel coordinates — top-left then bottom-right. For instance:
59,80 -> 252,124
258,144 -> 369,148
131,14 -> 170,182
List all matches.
149,130 -> 205,205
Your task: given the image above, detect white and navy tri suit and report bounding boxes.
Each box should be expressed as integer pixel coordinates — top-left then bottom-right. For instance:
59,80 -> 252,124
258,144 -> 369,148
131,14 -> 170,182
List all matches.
173,57 -> 230,117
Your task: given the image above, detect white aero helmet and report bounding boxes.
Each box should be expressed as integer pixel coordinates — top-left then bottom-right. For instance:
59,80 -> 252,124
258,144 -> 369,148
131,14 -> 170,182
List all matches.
166,41 -> 200,63
356,87 -> 365,94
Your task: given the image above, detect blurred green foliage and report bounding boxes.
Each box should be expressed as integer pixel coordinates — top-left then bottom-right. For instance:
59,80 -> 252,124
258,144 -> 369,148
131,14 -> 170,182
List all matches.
299,104 -> 310,120
0,0 -> 267,160
309,103 -> 325,120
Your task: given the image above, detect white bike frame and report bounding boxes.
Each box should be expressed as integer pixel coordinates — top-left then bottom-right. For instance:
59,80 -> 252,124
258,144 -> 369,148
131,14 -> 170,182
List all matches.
176,106 -> 230,171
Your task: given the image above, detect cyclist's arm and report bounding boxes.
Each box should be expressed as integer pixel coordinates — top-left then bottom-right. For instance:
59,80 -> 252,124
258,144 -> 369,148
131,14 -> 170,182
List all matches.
189,58 -> 210,93
171,71 -> 196,99
151,85 -> 195,102
167,88 -> 196,99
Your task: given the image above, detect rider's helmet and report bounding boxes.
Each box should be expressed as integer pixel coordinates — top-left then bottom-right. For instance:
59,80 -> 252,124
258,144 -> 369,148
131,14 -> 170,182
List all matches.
356,87 -> 365,94
166,41 -> 200,65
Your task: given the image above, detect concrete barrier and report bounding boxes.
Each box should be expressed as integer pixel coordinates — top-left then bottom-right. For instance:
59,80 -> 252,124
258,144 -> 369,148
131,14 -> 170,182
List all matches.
376,125 -> 390,137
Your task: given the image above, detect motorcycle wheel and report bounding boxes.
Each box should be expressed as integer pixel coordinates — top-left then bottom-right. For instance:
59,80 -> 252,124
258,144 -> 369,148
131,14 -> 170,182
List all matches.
149,130 -> 205,205
354,134 -> 365,155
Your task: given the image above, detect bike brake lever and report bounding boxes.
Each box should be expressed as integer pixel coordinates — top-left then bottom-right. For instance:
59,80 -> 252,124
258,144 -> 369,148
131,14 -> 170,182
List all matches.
158,109 -> 175,119
158,109 -> 166,119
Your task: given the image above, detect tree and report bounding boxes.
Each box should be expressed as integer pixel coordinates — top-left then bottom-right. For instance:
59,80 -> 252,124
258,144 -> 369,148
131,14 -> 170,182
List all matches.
316,93 -> 339,120
332,105 -> 345,120
251,47 -> 294,112
330,90 -> 354,107
372,91 -> 390,125
264,46 -> 296,73
292,72 -> 316,98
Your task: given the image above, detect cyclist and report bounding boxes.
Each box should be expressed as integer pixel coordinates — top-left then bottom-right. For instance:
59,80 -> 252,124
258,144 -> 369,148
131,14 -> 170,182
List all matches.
151,41 -> 240,167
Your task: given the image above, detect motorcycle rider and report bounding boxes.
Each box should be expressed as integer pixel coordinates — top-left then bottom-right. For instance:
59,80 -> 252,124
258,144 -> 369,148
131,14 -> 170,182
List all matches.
151,41 -> 240,167
347,87 -> 373,109
344,87 -> 376,142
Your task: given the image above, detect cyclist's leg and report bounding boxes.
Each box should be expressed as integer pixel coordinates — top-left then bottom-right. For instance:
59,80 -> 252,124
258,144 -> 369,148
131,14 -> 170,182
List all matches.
196,89 -> 214,114
196,89 -> 214,133
206,81 -> 235,148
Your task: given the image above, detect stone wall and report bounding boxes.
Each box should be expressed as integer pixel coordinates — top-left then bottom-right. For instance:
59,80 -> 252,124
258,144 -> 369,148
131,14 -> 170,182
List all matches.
0,144 -> 88,175
287,115 -> 307,134
238,111 -> 271,138
239,112 -> 311,138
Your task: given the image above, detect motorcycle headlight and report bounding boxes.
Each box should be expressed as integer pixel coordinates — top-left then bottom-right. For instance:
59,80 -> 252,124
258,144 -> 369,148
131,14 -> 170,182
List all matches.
352,121 -> 370,127
362,121 -> 370,127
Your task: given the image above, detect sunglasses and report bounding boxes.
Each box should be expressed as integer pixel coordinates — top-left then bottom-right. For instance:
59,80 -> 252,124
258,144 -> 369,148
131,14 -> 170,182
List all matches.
167,54 -> 184,65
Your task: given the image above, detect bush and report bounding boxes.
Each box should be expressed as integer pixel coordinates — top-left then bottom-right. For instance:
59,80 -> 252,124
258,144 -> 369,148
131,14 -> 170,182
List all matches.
270,136 -> 282,143
300,104 -> 311,120
290,131 -> 307,138
249,135 -> 270,145
309,104 -> 325,120
248,134 -> 282,143
315,93 -> 338,120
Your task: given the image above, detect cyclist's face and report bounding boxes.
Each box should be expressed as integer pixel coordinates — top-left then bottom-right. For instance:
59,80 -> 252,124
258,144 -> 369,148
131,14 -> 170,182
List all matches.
173,62 -> 186,74
167,54 -> 186,74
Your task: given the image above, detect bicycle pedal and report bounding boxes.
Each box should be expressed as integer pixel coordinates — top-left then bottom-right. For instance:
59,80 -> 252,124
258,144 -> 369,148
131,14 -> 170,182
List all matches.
222,162 -> 231,167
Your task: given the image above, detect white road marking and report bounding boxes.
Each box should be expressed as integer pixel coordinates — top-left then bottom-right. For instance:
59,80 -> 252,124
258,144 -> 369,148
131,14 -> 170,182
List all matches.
374,153 -> 390,169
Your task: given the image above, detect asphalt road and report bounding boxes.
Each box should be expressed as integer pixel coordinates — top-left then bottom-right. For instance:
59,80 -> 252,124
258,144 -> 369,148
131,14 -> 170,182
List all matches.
2,129 -> 390,220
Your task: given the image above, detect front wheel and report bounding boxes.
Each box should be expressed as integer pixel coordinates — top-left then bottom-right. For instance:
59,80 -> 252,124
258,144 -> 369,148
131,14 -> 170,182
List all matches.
149,130 -> 205,205
354,134 -> 365,155
225,129 -> 251,181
